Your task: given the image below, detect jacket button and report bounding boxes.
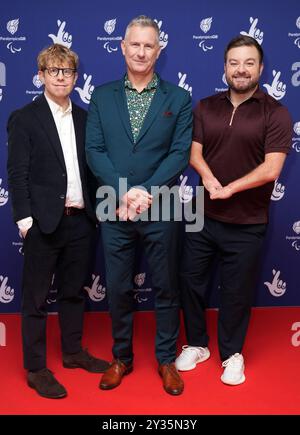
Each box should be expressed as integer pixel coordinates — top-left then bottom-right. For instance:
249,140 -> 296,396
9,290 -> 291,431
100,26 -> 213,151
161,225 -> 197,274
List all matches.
60,194 -> 65,199
130,171 -> 134,176
62,173 -> 66,177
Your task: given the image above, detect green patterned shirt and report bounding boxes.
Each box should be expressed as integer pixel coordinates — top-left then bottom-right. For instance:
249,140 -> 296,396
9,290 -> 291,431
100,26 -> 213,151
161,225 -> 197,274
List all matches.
125,73 -> 158,143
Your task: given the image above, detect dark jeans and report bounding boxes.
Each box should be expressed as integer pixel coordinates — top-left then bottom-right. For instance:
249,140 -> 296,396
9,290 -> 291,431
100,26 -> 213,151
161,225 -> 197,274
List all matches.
101,220 -> 180,365
180,216 -> 266,361
22,212 -> 95,371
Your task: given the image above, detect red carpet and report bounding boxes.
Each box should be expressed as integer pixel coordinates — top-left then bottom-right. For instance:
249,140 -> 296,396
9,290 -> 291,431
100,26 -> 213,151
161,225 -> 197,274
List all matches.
0,308 -> 299,415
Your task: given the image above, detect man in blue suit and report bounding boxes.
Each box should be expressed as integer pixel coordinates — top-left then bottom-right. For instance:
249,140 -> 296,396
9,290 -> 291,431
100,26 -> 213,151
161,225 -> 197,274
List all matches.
86,16 -> 192,395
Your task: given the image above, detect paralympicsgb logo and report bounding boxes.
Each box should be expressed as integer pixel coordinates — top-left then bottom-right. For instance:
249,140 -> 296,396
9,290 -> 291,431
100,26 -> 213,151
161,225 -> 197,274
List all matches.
292,122 -> 300,152
3,18 -> 26,54
288,17 -> 300,49
97,18 -> 121,53
104,19 -> 116,35
193,17 -> 218,52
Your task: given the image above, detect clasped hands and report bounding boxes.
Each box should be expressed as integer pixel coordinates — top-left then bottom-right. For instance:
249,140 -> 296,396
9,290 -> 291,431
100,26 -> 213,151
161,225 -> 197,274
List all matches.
203,177 -> 233,200
117,187 -> 153,221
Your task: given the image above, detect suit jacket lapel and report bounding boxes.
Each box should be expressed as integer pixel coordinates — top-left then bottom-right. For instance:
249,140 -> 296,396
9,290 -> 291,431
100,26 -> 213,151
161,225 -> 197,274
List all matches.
135,80 -> 168,145
32,95 -> 66,170
113,80 -> 134,143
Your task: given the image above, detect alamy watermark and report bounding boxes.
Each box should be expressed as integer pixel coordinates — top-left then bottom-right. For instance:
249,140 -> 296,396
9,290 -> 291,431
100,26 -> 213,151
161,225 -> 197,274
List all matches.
96,178 -> 204,232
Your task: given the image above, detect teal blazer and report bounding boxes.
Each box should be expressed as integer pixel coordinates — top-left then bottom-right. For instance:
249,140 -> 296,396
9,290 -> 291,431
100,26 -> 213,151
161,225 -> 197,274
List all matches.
85,75 -> 192,198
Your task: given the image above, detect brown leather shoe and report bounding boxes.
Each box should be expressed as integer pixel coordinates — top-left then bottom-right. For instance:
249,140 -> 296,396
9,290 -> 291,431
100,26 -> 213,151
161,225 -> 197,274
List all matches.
99,359 -> 133,390
158,363 -> 184,395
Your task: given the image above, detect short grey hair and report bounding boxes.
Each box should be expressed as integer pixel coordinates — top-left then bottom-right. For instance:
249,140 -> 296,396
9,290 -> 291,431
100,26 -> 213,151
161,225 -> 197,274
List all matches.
124,15 -> 160,43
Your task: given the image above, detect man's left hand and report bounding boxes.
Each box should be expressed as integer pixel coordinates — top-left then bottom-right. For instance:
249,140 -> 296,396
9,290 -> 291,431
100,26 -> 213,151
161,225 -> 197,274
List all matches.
210,185 -> 233,200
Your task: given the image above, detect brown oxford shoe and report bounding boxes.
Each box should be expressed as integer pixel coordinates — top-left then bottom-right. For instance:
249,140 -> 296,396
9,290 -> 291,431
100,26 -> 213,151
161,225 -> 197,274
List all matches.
158,363 -> 184,396
99,359 -> 133,390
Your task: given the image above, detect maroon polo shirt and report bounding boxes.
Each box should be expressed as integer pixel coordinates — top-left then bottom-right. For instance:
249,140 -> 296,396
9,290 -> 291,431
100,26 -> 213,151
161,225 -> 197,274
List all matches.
193,88 -> 292,224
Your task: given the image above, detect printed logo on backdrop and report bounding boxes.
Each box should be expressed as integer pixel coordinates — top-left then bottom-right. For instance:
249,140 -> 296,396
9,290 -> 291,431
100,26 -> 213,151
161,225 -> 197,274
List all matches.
286,221 -> 300,251
0,62 -> 6,102
240,17 -> 264,45
178,72 -> 192,96
154,19 -> 168,49
0,275 -> 14,303
178,175 -> 193,203
215,73 -> 228,93
263,70 -> 287,100
264,269 -> 287,297
0,19 -> 27,54
193,17 -> 218,52
288,16 -> 300,48
0,322 -> 6,347
25,74 -> 43,101
271,179 -> 285,201
84,274 -> 106,302
292,122 -> 300,152
133,273 -> 152,303
48,20 -> 72,48
291,322 -> 300,347
75,73 -> 95,104
12,228 -> 24,255
97,19 -> 121,53
291,62 -> 300,87
0,179 -> 8,207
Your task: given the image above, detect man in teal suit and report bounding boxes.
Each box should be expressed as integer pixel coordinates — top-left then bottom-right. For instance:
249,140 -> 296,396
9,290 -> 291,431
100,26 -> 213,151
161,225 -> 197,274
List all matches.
86,15 -> 192,395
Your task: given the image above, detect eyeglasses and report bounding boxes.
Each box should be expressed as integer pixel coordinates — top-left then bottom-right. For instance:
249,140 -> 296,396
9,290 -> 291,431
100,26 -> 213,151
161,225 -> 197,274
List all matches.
44,67 -> 76,78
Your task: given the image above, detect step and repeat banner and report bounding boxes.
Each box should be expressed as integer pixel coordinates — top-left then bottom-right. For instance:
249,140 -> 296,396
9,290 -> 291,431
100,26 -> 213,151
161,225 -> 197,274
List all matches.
0,0 -> 299,313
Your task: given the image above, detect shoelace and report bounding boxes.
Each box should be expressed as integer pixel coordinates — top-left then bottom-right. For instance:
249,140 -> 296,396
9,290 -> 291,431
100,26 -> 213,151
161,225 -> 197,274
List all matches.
182,346 -> 206,358
222,354 -> 242,368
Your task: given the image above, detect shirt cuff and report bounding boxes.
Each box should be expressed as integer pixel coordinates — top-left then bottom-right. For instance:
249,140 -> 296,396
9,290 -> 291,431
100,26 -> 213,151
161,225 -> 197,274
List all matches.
17,217 -> 33,232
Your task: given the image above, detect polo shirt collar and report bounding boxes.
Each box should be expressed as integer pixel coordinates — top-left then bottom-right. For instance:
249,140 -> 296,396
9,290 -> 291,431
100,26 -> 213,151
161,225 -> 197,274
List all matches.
220,86 -> 264,102
124,73 -> 159,91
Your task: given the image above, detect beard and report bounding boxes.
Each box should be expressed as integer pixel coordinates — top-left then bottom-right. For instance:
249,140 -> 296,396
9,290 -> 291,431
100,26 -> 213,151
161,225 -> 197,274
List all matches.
226,74 -> 259,94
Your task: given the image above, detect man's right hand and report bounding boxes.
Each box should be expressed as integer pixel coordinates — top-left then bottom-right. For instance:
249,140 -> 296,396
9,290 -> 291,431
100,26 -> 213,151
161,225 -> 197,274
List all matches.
20,229 -> 29,239
17,216 -> 33,239
117,188 -> 153,221
122,188 -> 153,213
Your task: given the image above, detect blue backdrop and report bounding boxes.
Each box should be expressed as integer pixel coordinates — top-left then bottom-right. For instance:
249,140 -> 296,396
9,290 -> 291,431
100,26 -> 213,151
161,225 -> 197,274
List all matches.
0,0 -> 299,313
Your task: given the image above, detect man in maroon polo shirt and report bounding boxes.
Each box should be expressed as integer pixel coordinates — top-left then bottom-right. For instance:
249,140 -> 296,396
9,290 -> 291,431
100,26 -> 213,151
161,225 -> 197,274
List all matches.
175,35 -> 292,385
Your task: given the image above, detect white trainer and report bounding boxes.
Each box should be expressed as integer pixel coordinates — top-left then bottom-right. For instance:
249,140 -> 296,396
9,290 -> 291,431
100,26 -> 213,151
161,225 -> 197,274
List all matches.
175,345 -> 210,371
221,353 -> 245,385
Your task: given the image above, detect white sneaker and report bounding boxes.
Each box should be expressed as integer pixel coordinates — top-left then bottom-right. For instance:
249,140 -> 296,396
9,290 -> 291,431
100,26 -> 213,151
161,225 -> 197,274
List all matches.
221,353 -> 245,385
175,345 -> 210,371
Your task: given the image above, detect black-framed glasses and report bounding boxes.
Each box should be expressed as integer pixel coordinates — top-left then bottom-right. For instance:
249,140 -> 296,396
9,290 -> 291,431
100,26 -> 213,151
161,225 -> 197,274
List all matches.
44,67 -> 76,78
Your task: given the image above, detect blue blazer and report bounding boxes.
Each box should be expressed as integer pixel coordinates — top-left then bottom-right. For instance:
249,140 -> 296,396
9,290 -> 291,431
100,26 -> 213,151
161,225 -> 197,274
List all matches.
85,75 -> 192,198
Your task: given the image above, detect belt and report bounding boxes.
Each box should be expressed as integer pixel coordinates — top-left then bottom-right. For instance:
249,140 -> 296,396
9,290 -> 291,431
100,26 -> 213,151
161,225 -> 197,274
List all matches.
63,207 -> 85,216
